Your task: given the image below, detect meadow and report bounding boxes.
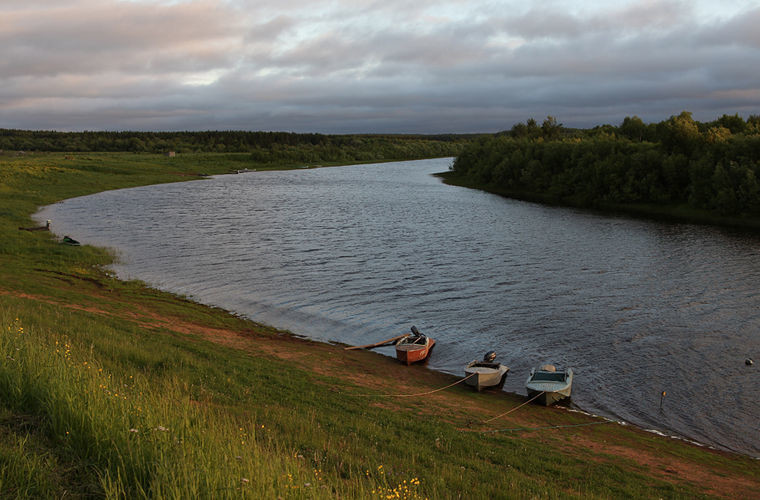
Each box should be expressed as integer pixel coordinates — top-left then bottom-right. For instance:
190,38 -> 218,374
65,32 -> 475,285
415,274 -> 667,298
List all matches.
1,151 -> 758,498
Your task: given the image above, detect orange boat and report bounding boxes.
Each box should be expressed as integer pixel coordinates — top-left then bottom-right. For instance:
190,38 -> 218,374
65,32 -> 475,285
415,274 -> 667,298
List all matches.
395,326 -> 435,365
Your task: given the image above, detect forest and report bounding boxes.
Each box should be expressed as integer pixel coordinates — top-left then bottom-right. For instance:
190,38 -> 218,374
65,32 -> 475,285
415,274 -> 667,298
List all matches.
450,112 -> 760,218
0,129 -> 472,163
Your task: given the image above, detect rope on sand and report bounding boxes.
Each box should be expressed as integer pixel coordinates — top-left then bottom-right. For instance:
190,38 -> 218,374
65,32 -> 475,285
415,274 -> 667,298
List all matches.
351,373 -> 476,398
481,391 -> 545,424
466,420 -> 613,434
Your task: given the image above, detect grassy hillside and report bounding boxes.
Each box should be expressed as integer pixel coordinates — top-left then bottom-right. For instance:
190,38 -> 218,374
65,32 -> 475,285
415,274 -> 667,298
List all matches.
1,152 -> 758,498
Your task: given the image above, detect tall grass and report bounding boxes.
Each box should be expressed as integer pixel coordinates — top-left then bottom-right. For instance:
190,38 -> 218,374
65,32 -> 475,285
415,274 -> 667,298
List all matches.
0,307 -> 386,498
0,298 -> 456,498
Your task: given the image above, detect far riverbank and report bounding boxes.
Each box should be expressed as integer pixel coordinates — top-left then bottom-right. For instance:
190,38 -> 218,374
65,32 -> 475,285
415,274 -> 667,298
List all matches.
438,171 -> 760,232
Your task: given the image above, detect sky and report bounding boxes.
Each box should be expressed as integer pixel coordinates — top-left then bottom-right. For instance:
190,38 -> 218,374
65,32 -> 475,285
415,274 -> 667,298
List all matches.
1,0 -> 759,133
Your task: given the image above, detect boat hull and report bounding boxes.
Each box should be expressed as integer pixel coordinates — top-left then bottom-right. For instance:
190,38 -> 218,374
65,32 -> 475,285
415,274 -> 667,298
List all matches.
527,388 -> 571,406
525,367 -> 573,405
464,363 -> 509,391
395,338 -> 435,365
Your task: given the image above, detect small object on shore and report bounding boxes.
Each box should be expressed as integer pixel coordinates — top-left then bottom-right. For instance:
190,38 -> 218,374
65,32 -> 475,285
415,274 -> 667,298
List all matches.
62,236 -> 80,246
395,325 -> 435,365
19,219 -> 51,231
464,351 -> 509,391
747,358 -> 754,366
525,364 -> 573,406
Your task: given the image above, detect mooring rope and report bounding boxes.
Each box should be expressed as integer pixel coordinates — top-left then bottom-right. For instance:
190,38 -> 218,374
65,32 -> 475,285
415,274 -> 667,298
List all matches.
481,391 -> 545,423
351,373 -> 476,398
466,420 -> 613,434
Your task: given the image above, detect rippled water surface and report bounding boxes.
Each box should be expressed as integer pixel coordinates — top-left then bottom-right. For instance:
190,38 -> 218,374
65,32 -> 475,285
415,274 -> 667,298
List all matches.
37,158 -> 760,456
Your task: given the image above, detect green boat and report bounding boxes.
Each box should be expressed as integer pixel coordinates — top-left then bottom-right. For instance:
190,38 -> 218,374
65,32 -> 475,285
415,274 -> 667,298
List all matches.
525,364 -> 573,406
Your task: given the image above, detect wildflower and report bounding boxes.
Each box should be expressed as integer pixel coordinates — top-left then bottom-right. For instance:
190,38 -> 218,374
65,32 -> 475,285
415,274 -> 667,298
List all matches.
129,428 -> 139,433
155,426 -> 168,432
241,478 -> 249,484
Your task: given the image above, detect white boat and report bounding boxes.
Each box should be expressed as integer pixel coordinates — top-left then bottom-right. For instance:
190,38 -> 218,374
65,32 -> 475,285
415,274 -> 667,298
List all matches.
464,351 -> 509,391
525,364 -> 573,406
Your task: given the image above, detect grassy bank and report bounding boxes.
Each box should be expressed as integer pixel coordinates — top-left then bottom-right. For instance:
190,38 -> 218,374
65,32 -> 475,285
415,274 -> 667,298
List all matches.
1,152 -> 759,498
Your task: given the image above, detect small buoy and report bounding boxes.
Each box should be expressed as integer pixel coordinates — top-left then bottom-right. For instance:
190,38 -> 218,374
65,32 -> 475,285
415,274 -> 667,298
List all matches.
747,358 -> 754,366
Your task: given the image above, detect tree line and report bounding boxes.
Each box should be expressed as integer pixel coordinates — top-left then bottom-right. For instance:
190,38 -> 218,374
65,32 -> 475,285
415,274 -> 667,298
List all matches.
0,129 -> 472,163
451,112 -> 760,217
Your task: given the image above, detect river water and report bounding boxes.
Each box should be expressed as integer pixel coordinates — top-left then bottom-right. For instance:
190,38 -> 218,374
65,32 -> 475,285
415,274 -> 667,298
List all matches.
36,158 -> 760,456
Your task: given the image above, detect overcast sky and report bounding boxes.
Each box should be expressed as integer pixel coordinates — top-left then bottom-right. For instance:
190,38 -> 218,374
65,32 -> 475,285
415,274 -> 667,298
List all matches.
1,0 -> 758,133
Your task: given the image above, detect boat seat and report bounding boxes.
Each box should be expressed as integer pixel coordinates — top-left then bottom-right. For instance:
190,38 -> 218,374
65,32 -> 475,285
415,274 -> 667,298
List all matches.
532,372 -> 566,382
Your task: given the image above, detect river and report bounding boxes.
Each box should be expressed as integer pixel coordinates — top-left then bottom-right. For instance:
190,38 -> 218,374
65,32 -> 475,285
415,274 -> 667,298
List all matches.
36,158 -> 760,456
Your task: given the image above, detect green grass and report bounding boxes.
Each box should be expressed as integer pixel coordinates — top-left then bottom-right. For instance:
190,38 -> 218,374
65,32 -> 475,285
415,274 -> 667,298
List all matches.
0,300 -> 712,499
1,151 -> 758,498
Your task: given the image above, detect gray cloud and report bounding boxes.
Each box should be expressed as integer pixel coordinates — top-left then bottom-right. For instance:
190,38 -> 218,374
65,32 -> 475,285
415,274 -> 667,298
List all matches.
0,0 -> 758,133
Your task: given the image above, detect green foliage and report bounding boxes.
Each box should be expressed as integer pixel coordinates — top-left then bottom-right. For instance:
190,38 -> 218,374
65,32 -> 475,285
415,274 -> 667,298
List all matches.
0,129 -> 472,158
451,112 -> 760,220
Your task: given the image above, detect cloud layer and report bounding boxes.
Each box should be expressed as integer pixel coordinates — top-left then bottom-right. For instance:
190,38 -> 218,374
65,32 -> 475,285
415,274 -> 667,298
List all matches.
1,0 -> 758,132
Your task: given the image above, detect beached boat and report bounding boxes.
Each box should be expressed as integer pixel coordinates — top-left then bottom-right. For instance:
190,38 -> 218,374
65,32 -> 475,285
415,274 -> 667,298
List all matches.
395,326 -> 435,365
525,364 -> 573,406
19,220 -> 50,231
464,351 -> 509,391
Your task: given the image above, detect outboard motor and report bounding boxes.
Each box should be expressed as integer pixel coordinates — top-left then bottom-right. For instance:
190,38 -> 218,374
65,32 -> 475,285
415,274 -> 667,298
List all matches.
483,351 -> 496,363
410,325 -> 421,337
